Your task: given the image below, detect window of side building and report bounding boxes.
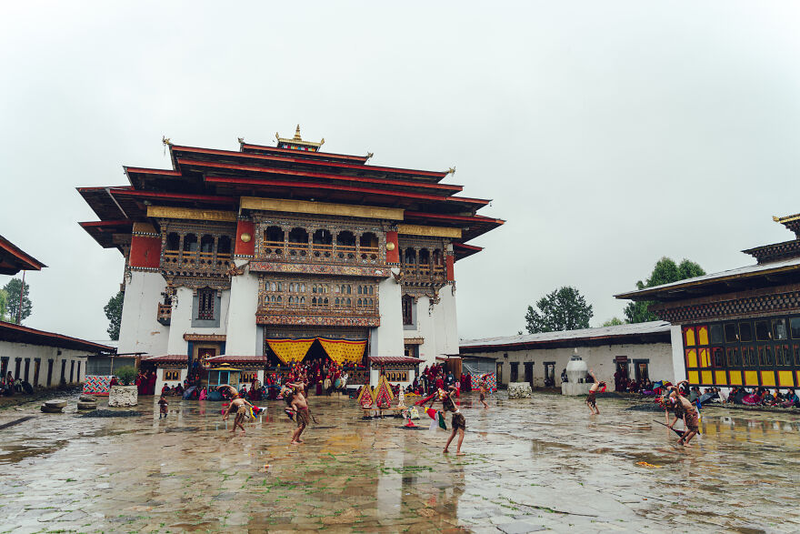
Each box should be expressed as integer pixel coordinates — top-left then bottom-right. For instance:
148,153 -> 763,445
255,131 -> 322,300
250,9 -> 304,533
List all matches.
402,295 -> 415,327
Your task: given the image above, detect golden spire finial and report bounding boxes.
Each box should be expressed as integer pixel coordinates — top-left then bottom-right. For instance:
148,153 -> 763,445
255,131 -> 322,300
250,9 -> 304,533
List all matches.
293,124 -> 302,141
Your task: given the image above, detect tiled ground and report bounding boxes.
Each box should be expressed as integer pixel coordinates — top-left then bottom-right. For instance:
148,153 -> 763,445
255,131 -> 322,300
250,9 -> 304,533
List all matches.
1,392 -> 799,533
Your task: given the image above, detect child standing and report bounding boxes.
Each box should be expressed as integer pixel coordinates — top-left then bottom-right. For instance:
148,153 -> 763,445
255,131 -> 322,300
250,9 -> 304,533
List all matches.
478,379 -> 489,409
158,395 -> 169,418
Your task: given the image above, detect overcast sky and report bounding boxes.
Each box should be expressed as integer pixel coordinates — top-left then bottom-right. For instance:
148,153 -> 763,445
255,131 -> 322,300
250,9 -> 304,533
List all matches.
1,1 -> 799,344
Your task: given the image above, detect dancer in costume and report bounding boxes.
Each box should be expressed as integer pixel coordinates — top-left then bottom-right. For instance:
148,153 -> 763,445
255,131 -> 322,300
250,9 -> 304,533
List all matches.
285,384 -> 311,445
478,378 -> 489,409
428,385 -> 466,455
221,386 -> 254,435
668,381 -> 700,446
585,370 -> 606,415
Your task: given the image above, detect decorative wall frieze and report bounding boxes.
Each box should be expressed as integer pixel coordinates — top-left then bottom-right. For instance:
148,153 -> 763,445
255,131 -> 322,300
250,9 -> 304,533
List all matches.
250,261 -> 389,278
256,314 -> 380,327
653,284 -> 800,324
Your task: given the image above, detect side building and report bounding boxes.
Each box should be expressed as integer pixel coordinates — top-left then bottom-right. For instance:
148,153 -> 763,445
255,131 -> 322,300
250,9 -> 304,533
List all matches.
0,234 -> 113,388
78,128 -> 503,392
459,321 -> 674,389
617,213 -> 800,391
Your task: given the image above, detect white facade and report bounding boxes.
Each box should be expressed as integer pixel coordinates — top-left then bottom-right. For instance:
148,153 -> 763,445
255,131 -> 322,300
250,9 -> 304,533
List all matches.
461,321 -> 675,388
118,271 -> 169,356
225,261 -> 260,356
371,270 -> 405,359
403,290 -> 458,367
0,341 -> 91,388
482,342 -> 674,388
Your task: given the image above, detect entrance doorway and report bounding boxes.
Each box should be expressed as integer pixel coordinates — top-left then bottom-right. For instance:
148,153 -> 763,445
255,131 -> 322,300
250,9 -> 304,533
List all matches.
509,362 -> 519,382
524,362 -> 534,389
634,360 -> 650,383
543,362 -> 555,388
496,362 -> 503,385
195,347 -> 217,386
614,358 -> 629,391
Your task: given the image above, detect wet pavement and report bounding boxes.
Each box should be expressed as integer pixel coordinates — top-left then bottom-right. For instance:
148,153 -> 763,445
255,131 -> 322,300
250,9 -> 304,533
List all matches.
1,392 -> 799,533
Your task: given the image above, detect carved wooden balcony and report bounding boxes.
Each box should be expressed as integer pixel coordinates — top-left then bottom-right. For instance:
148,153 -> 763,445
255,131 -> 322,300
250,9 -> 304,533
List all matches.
161,250 -> 232,277
157,303 -> 172,326
257,241 -> 383,266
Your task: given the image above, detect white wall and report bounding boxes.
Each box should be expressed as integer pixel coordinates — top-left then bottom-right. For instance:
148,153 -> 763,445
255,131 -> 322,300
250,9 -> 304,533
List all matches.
0,341 -> 90,388
433,288 -> 458,359
153,367 -> 188,395
118,271 -> 169,357
225,264 -> 259,355
372,269 -> 404,358
398,288 -> 458,368
670,325 -> 686,384
471,342 -> 674,388
167,287 -> 231,355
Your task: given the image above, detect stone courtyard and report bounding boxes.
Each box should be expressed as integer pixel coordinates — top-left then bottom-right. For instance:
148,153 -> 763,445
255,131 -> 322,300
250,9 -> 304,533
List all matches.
1,392 -> 799,533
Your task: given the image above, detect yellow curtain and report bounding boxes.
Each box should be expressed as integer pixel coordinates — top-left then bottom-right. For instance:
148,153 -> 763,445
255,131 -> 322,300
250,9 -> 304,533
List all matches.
318,338 -> 366,366
266,338 -> 315,365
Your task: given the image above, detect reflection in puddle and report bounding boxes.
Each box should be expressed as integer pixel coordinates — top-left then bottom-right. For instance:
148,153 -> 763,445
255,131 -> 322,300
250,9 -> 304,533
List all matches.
1,393 -> 799,532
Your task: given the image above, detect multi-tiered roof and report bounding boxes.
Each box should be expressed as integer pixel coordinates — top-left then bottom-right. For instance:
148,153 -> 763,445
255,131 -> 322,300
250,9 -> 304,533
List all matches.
78,127 -> 504,260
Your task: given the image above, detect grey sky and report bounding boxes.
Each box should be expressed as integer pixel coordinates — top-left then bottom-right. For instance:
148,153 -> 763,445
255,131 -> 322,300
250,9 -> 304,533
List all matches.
1,1 -> 799,343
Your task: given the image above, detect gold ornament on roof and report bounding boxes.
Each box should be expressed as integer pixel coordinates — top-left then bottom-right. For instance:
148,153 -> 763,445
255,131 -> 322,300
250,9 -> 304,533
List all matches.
447,166 -> 456,175
275,125 -> 325,151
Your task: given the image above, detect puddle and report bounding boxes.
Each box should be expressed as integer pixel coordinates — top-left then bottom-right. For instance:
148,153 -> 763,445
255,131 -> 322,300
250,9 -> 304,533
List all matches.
1,393 -> 799,532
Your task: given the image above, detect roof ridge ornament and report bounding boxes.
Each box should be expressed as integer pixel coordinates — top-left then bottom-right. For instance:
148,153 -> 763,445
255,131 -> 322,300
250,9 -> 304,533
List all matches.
447,166 -> 456,175
162,135 -> 172,156
275,125 -> 324,152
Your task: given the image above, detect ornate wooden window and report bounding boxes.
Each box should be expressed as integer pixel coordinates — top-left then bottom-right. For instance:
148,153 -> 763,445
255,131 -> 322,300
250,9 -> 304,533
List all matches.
183,233 -> 198,252
164,370 -> 180,381
218,236 -> 232,258
402,295 -> 414,326
198,289 -> 215,320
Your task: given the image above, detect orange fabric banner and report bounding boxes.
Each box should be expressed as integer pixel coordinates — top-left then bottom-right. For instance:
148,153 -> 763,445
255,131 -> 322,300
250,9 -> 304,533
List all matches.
266,338 -> 315,364
318,338 -> 367,366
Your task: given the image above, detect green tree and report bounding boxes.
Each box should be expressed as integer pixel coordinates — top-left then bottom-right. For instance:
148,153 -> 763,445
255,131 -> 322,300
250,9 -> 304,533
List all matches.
525,286 -> 593,334
624,257 -> 705,323
0,289 -> 7,321
3,278 -> 32,324
602,317 -> 624,327
104,291 -> 124,340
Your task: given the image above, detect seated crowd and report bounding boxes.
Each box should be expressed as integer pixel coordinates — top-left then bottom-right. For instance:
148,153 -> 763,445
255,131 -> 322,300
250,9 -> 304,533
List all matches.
0,372 -> 25,396
724,386 -> 800,408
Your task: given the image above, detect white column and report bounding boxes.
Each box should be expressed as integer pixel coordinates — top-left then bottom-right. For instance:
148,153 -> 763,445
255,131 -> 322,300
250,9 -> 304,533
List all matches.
225,262 -> 259,355
670,325 -> 686,383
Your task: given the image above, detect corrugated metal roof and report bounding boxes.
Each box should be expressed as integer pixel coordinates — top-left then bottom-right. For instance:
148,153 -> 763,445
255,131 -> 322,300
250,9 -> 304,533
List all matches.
460,321 -> 671,349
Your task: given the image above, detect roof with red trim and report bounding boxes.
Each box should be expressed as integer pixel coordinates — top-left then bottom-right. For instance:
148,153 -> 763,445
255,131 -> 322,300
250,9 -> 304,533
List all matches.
142,354 -> 188,363
78,129 -> 504,257
0,235 -> 46,275
369,356 -> 425,365
206,355 -> 268,364
0,321 -> 113,353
